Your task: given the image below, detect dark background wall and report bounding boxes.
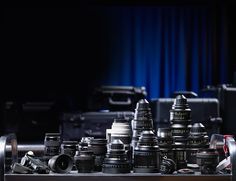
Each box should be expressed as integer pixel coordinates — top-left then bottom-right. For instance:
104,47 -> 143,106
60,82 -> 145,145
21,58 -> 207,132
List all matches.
2,1 -> 236,139
3,1 -> 236,105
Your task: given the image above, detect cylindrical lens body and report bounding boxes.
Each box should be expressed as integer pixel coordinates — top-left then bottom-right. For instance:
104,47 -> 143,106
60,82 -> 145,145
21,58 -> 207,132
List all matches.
48,154 -> 73,173
170,95 -> 191,169
157,128 -> 174,161
173,141 -> 187,170
131,99 -> 154,151
61,141 -> 78,157
196,148 -> 219,174
107,118 -> 132,165
74,150 -> 95,173
133,130 -> 160,173
187,123 -> 209,164
102,139 -> 130,174
44,133 -> 61,162
90,138 -> 107,171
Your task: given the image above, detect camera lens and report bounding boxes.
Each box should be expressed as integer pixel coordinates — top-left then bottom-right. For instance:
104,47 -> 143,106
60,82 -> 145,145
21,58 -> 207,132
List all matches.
90,138 -> 107,171
170,95 -> 191,138
173,140 -> 187,170
61,141 -> 78,157
133,130 -> 160,173
48,154 -> 73,173
170,95 -> 191,169
196,148 -> 219,174
102,139 -> 130,174
160,157 -> 176,174
187,123 -> 209,164
157,128 -> 174,161
131,99 -> 154,149
109,118 -> 132,144
74,149 -> 95,173
107,118 -> 132,165
44,133 -> 61,162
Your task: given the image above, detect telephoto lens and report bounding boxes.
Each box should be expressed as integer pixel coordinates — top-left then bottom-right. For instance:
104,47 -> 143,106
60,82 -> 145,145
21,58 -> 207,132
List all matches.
131,99 -> 154,149
160,157 -> 176,174
157,128 -> 174,161
107,118 -> 132,165
196,148 -> 219,174
48,154 -> 73,173
74,149 -> 95,173
170,95 -> 191,169
187,123 -> 209,164
44,133 -> 61,162
61,141 -> 78,157
102,139 -> 130,174
90,138 -> 107,171
133,130 -> 160,173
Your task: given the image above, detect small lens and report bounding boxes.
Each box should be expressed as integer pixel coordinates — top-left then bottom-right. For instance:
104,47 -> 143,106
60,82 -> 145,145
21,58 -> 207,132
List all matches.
187,123 -> 209,164
48,154 -> 73,173
196,148 -> 219,174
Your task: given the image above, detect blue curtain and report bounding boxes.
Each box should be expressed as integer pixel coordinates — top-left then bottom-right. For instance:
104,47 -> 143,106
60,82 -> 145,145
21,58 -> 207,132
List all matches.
102,6 -> 228,99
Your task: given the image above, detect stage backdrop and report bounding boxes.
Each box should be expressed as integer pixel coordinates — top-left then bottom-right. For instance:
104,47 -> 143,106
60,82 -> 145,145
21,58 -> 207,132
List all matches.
102,6 -> 229,99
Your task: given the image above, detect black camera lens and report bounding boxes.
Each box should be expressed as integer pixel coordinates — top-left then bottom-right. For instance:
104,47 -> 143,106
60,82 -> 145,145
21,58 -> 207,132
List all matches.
90,138 -> 107,171
48,154 -> 73,173
170,95 -> 191,138
160,157 -> 176,174
131,99 -> 154,149
173,140 -> 187,170
187,123 -> 209,164
170,95 -> 192,169
44,133 -> 61,162
196,148 -> 219,174
102,139 -> 130,174
157,128 -> 174,160
108,118 -> 132,145
74,149 -> 95,173
61,141 -> 78,157
133,130 -> 160,173
107,118 -> 132,165
44,133 -> 61,155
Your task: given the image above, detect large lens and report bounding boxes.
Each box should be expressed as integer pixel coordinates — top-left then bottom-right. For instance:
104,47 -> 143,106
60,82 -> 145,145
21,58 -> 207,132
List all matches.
170,95 -> 191,169
187,123 -> 209,164
48,154 -> 73,173
196,148 -> 219,174
107,118 -> 132,165
157,128 -> 174,161
133,130 -> 160,173
131,99 -> 154,149
90,138 -> 107,171
74,149 -> 95,173
44,133 -> 61,162
102,139 -> 130,174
